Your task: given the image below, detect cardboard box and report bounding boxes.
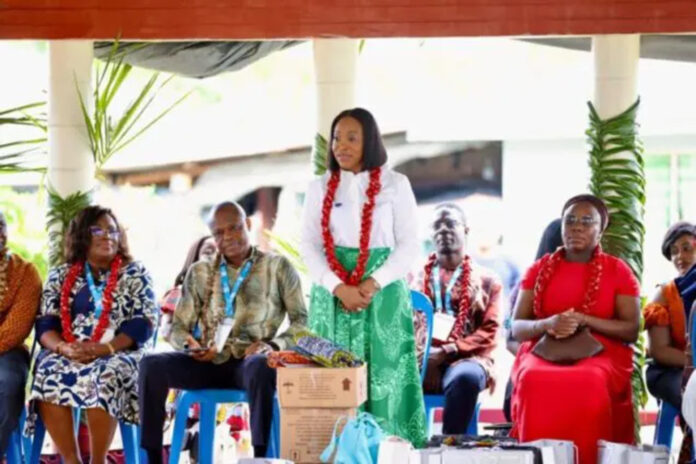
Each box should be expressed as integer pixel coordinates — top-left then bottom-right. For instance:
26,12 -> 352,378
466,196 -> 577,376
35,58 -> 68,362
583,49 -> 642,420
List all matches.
277,364 -> 367,409
280,407 -> 356,463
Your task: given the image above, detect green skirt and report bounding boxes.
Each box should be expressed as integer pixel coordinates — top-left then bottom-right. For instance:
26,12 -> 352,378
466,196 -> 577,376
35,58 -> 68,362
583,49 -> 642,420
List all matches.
309,246 -> 427,447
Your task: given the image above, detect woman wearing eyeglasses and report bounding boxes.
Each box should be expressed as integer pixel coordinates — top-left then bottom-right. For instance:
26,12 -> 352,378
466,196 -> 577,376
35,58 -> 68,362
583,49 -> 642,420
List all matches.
27,206 -> 158,464
510,194 -> 641,464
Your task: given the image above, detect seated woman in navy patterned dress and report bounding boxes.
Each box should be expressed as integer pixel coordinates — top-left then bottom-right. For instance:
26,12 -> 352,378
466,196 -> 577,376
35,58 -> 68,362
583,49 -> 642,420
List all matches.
28,206 -> 158,464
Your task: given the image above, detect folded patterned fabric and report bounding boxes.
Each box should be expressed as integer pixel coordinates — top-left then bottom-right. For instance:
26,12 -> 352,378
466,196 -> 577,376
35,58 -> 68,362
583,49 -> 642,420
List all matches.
266,350 -> 315,368
293,334 -> 364,368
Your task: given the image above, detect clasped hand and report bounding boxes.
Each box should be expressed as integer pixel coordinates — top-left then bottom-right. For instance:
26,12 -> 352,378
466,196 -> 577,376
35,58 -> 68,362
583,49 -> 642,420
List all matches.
546,309 -> 586,339
58,341 -> 109,363
334,278 -> 380,312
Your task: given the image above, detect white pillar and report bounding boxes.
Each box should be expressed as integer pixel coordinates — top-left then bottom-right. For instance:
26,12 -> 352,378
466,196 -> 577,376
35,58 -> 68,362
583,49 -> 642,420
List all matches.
312,39 -> 359,140
592,35 -> 640,119
48,40 -> 95,196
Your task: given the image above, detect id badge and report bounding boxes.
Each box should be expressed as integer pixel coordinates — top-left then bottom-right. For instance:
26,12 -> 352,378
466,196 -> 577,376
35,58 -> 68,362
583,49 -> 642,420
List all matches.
432,312 -> 455,343
214,318 -> 234,353
99,328 -> 115,343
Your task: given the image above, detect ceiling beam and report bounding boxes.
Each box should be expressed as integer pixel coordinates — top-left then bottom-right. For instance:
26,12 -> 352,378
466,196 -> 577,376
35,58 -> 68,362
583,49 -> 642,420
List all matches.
2,1 -> 696,40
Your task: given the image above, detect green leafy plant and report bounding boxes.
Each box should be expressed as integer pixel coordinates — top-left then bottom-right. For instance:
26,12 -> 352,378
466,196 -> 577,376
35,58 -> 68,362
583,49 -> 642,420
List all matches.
44,39 -> 190,266
264,229 -> 307,275
312,133 -> 328,176
77,40 -> 191,171
0,101 -> 47,173
46,188 -> 91,267
264,132 -> 328,274
586,97 -> 646,443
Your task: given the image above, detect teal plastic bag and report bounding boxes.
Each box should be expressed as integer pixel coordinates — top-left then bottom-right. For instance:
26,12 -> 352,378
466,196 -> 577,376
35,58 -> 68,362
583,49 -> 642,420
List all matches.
320,412 -> 383,464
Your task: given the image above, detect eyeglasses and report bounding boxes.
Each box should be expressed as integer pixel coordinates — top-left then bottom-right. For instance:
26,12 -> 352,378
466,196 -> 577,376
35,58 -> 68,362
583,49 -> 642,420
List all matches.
89,226 -> 120,240
563,216 -> 599,228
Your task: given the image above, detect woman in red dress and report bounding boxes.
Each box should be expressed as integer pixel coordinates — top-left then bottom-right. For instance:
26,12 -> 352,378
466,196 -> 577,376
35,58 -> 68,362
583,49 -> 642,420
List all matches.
511,194 -> 641,464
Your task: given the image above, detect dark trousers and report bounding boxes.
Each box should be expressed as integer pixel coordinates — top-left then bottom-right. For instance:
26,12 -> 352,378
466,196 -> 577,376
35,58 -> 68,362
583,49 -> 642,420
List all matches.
441,361 -> 486,435
0,348 -> 29,452
503,378 -> 513,423
646,362 -> 683,411
138,352 -> 276,458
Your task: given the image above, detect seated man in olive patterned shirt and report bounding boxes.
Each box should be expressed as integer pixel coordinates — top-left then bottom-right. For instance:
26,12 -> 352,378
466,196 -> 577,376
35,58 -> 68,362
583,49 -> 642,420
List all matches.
139,202 -> 308,462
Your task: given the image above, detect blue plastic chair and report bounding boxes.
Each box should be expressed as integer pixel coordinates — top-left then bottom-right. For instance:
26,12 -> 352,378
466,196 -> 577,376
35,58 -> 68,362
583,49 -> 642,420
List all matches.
411,290 -> 434,384
28,409 -> 144,464
168,389 -> 280,464
410,290 -> 479,437
653,400 -> 679,449
3,408 -> 25,464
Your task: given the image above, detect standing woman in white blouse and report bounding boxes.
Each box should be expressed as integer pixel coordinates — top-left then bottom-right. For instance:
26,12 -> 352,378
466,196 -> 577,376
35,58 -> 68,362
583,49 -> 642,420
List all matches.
300,108 -> 426,446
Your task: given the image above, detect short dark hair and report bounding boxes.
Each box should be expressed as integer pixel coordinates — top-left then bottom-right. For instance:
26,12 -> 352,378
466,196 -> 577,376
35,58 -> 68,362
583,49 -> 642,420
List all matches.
562,194 -> 609,231
433,203 -> 467,225
64,205 -> 132,264
174,235 -> 213,287
535,218 -> 563,259
328,108 -> 388,172
206,201 -> 247,229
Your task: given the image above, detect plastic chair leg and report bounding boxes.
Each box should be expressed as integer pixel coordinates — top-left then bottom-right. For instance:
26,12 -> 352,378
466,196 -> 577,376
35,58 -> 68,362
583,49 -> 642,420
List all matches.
5,427 -> 23,464
72,408 -> 80,437
120,421 -> 139,464
266,396 -> 280,458
197,402 -> 216,464
654,401 -> 678,450
168,393 -> 195,464
28,418 -> 45,464
424,395 -> 480,438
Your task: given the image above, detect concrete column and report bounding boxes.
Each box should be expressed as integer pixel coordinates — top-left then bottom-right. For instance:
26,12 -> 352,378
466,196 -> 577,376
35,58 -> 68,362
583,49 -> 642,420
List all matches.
313,39 -> 359,140
592,35 -> 640,119
48,40 -> 95,196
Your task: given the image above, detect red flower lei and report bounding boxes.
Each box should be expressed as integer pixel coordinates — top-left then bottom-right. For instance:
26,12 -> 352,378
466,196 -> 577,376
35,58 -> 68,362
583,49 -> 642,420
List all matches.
423,252 -> 473,342
321,168 -> 382,285
533,246 -> 603,317
60,255 -> 122,343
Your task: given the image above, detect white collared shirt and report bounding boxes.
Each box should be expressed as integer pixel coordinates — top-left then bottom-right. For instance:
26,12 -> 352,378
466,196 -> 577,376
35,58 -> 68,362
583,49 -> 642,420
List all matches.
300,167 -> 419,292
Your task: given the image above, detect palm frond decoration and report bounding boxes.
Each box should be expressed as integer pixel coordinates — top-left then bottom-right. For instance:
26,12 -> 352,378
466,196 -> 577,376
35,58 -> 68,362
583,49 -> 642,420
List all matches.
46,187 -> 92,267
0,101 -> 47,173
43,39 -> 191,266
77,40 -> 191,171
586,97 -> 646,443
264,229 -> 307,275
312,133 -> 328,176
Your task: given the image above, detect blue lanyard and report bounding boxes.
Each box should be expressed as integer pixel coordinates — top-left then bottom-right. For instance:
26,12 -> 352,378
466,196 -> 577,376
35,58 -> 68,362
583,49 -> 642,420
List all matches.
220,258 -> 253,319
432,263 -> 463,315
85,263 -> 109,318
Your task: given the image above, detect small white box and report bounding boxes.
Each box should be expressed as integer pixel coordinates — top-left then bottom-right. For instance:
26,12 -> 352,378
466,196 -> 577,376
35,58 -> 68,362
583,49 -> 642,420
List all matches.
442,447 -> 539,464
525,439 -> 575,464
409,448 -> 443,464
